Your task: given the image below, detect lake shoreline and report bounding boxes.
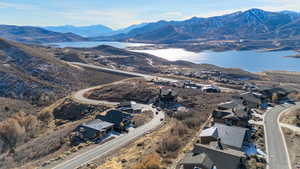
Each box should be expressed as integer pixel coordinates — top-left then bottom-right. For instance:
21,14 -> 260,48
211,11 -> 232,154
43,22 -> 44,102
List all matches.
48,41 -> 300,72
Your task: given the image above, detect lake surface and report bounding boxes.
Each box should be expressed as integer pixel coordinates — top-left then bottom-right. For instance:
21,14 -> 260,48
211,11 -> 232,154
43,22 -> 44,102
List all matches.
50,41 -> 300,72
135,48 -> 300,72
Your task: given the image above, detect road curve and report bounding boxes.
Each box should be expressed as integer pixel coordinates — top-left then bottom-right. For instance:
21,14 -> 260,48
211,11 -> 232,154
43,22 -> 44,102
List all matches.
51,97 -> 164,169
48,75 -> 165,169
264,102 -> 300,169
49,62 -> 234,169
68,62 -> 232,91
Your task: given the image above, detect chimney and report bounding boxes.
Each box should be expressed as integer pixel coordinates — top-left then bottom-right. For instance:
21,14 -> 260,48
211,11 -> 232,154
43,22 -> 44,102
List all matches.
217,138 -> 224,150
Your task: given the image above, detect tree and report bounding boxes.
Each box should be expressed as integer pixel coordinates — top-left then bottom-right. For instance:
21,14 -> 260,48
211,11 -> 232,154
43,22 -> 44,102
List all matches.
272,93 -> 278,103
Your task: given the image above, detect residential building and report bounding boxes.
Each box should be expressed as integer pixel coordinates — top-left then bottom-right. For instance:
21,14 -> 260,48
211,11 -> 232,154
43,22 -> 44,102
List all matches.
202,85 -> 221,93
179,152 -> 214,169
156,88 -> 177,108
213,101 -> 250,127
117,101 -> 142,113
76,119 -> 114,141
96,110 -> 133,132
199,127 -> 218,144
259,87 -> 291,102
213,123 -> 248,150
199,123 -> 248,150
189,143 -> 245,169
233,92 -> 266,109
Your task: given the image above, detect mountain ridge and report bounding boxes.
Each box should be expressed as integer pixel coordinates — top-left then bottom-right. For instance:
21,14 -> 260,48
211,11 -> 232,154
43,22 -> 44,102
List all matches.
0,25 -> 87,43
95,8 -> 300,43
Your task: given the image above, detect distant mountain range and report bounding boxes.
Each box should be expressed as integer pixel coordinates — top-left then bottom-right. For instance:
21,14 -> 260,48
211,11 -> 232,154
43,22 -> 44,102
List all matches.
44,25 -> 113,37
98,8 -> 300,43
1,8 -> 300,44
0,25 -> 87,43
44,23 -> 148,37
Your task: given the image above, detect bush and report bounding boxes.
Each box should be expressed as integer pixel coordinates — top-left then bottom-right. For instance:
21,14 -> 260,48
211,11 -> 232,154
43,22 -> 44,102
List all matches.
38,111 -> 53,123
157,135 -> 181,158
170,122 -> 188,137
0,112 -> 41,153
133,153 -> 161,169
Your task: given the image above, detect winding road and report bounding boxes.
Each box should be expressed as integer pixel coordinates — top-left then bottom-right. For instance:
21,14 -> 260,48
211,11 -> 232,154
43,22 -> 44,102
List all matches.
47,62 -> 235,169
50,86 -> 164,169
264,102 -> 300,169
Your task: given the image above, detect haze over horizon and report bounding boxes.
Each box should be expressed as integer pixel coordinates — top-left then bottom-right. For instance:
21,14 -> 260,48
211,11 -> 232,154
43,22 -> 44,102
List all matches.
1,0 -> 300,29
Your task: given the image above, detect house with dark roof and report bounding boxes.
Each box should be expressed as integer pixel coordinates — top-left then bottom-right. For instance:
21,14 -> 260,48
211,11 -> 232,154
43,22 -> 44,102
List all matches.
117,101 -> 142,113
190,143 -> 245,169
213,101 -> 250,127
156,88 -> 177,108
182,122 -> 247,169
259,87 -> 291,102
76,119 -> 114,141
179,152 -> 214,169
232,92 -> 266,109
202,85 -> 221,93
96,110 -> 133,132
199,123 -> 248,150
213,123 -> 248,150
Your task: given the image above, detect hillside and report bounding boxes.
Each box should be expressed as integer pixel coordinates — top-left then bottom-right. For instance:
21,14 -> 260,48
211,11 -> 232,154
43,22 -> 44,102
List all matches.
0,39 -> 129,106
96,8 -> 300,43
0,25 -> 87,43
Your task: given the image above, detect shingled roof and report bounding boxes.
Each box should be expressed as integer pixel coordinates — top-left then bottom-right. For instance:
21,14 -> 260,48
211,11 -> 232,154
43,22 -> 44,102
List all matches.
80,119 -> 113,132
180,152 -> 214,169
213,123 -> 247,149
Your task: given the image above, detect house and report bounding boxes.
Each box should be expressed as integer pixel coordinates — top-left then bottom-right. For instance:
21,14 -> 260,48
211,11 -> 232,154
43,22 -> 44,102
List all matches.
233,92 -> 266,109
213,123 -> 248,150
179,152 -> 214,169
156,88 -> 177,108
202,85 -> 221,93
117,101 -> 142,113
199,127 -> 218,144
76,119 -> 114,141
96,110 -> 133,132
217,100 -> 241,110
200,123 -> 247,150
185,143 -> 246,169
183,80 -> 201,89
213,101 -> 250,127
259,87 -> 291,102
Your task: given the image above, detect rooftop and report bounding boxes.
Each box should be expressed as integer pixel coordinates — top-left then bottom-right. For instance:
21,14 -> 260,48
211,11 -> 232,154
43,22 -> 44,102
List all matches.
193,143 -> 245,169
81,119 -> 114,131
199,127 -> 218,138
213,123 -> 248,149
181,152 -> 214,169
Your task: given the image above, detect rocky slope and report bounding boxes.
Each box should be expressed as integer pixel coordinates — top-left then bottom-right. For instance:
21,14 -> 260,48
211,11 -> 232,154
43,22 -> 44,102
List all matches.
0,38 -> 128,106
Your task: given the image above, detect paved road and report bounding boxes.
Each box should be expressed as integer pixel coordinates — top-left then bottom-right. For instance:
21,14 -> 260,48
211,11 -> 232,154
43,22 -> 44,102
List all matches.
69,62 -> 232,92
48,62 -> 234,169
48,74 -> 165,169
51,103 -> 164,169
264,102 -> 300,169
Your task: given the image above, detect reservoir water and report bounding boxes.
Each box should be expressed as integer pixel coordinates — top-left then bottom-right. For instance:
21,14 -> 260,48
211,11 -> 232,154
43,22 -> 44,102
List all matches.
50,41 -> 300,72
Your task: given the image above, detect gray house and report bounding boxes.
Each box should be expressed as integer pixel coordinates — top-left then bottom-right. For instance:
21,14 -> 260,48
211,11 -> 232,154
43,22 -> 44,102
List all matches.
179,152 -> 214,169
76,119 -> 114,141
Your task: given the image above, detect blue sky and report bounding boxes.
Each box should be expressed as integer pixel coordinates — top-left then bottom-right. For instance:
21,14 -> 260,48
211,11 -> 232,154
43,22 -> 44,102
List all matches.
0,0 -> 299,29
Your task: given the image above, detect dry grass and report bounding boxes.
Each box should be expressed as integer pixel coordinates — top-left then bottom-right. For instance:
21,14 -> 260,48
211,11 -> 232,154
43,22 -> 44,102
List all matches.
282,128 -> 300,168
281,108 -> 300,126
